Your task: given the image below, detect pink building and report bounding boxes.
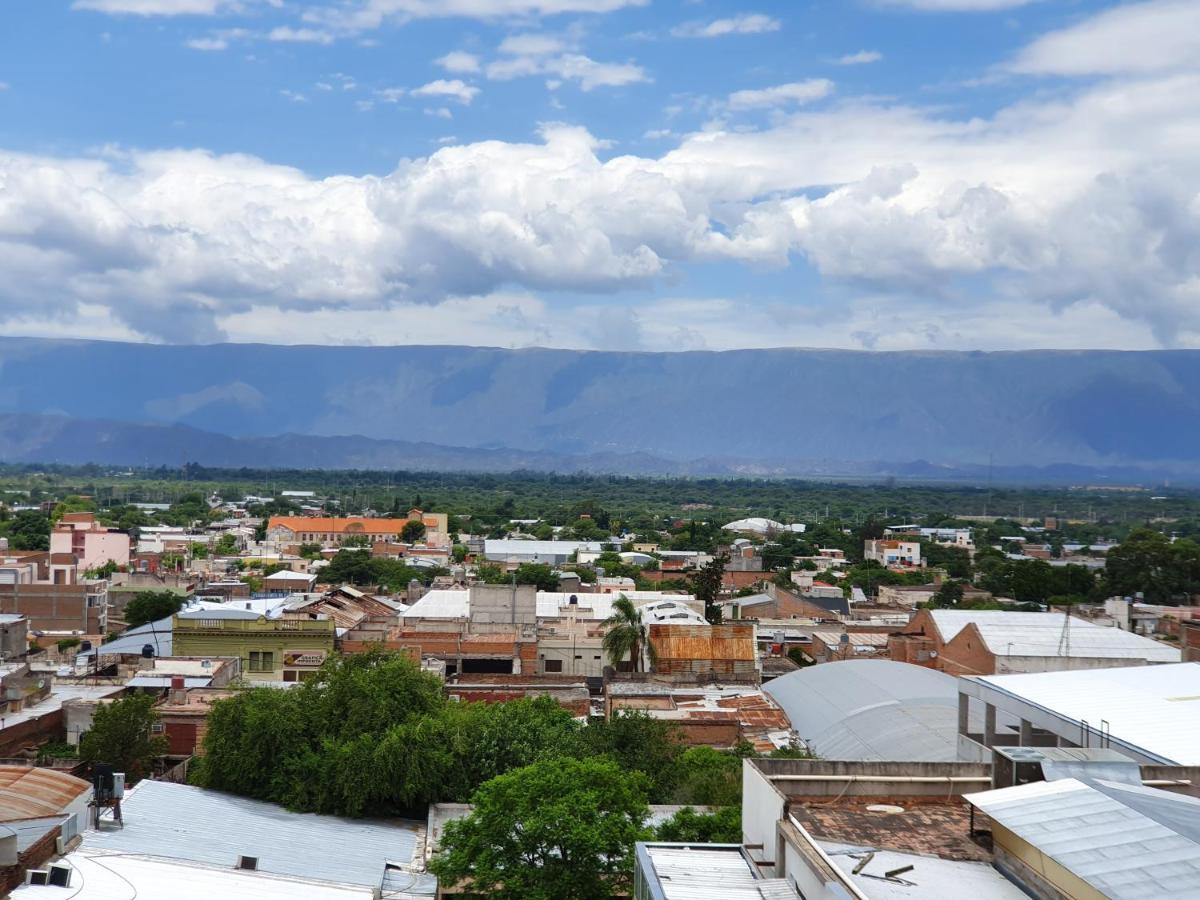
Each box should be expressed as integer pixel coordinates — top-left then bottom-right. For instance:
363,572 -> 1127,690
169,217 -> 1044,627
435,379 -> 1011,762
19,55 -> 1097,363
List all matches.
49,513 -> 130,572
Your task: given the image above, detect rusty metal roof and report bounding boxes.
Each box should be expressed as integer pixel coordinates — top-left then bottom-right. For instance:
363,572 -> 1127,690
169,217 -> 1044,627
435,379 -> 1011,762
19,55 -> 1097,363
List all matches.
649,624 -> 756,661
0,766 -> 90,822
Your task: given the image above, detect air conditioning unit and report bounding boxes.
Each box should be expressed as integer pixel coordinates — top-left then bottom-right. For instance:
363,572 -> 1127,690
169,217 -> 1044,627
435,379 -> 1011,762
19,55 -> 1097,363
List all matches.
237,855 -> 258,871
48,865 -> 72,887
24,870 -> 50,886
112,773 -> 126,799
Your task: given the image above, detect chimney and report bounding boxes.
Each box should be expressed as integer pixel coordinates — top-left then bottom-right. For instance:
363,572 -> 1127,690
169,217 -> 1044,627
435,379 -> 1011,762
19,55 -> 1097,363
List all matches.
170,675 -> 186,706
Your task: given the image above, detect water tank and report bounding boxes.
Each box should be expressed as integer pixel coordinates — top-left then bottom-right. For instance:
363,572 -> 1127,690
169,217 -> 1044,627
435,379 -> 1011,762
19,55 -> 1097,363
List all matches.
142,644 -> 155,658
170,676 -> 185,692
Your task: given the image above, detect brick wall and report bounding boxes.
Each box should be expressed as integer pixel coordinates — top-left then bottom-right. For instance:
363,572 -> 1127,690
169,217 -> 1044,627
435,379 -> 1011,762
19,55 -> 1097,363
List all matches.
0,823 -> 62,896
1184,621 -> 1200,663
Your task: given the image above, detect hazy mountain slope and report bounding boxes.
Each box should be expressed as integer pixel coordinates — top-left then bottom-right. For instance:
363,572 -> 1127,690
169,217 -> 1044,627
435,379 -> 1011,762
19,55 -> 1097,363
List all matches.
2,338 -> 1199,470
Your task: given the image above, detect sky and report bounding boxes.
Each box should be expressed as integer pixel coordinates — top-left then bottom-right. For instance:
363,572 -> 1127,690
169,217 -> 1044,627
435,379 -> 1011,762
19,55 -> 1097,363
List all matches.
0,0 -> 1198,352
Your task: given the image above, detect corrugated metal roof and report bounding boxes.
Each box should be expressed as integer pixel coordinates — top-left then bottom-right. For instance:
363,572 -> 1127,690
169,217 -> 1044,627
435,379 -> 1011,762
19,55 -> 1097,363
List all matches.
649,624 -> 756,661
82,780 -> 422,889
930,610 -> 1180,661
820,841 -> 1028,899
965,778 -> 1200,899
640,845 -> 798,899
0,766 -> 90,822
764,660 -> 971,762
483,539 -> 606,557
126,675 -> 213,688
970,663 -> 1200,765
80,616 -> 174,658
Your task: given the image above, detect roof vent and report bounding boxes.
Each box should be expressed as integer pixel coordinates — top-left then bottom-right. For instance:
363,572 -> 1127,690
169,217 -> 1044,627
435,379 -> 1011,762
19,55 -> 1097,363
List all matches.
237,856 -> 258,871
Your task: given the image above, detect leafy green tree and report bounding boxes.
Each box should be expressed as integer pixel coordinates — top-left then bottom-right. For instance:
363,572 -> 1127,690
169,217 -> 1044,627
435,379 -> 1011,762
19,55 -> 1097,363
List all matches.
341,533 -> 371,548
429,757 -> 652,900
1105,529 -> 1200,603
190,542 -> 209,559
213,532 -> 238,555
79,693 -> 168,782
695,553 -> 727,624
930,580 -> 965,607
298,542 -> 323,559
401,520 -> 427,543
674,746 -> 741,806
7,510 -> 50,550
124,591 -> 185,628
655,806 -> 741,843
601,595 -> 655,673
581,712 -> 681,802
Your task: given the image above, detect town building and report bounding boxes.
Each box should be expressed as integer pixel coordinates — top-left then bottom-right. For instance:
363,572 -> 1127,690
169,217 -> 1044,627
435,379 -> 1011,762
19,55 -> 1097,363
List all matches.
634,843 -> 799,899
266,516 -> 413,547
0,555 -> 108,637
482,539 -> 606,564
172,607 -> 335,683
605,681 -> 791,751
764,659 -> 977,762
0,765 -> 92,893
890,609 -> 1180,676
863,539 -> 921,568
957,662 -> 1200,765
49,513 -> 130,572
16,779 -> 434,899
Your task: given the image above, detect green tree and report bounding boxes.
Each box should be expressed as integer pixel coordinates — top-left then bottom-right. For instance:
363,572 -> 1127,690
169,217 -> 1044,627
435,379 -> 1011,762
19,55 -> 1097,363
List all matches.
298,542 -> 323,559
79,693 -> 168,782
601,595 -> 656,673
214,532 -> 238,555
655,806 -> 741,843
190,542 -> 209,559
930,580 -> 965,607
695,553 -> 727,624
581,712 -> 681,802
429,757 -> 652,900
401,520 -> 427,543
674,746 -> 742,806
124,590 -> 185,628
7,510 -> 50,551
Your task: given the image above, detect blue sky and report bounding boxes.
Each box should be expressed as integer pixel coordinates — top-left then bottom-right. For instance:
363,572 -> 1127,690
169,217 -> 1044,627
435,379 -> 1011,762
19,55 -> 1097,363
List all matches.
1,0 -> 1198,352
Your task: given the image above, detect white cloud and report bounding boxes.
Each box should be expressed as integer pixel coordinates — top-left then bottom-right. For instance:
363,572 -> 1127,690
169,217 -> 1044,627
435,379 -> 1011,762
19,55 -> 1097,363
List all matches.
497,33 -> 566,56
268,26 -> 336,44
375,87 -> 406,103
436,51 -> 482,73
186,36 -> 229,50
73,0 -> 250,14
4,2 -> 1200,350
279,89 -> 307,102
0,83 -> 9,92
837,50 -> 882,65
1009,0 -> 1200,76
302,0 -> 648,33
671,13 -> 781,38
412,79 -> 480,104
727,80 -> 834,111
880,0 -> 1038,9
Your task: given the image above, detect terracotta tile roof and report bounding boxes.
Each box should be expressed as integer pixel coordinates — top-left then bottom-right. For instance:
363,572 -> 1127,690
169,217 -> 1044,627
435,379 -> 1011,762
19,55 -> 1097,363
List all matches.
267,517 -> 407,535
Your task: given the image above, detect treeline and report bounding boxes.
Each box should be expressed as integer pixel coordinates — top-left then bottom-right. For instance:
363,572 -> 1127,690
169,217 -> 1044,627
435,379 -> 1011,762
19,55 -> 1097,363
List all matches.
192,650 -> 781,819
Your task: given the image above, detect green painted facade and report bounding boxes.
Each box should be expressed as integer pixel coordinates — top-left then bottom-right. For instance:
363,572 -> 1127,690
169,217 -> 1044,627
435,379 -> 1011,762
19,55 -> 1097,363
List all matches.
172,614 -> 335,682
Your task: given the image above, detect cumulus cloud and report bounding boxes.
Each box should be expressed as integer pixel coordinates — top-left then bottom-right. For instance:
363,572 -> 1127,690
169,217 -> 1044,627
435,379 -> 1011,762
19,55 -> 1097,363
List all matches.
436,51 -> 482,73
411,79 -> 480,104
879,0 -> 1037,9
670,13 -> 781,38
837,50 -> 882,65
6,1 -> 1200,349
726,80 -> 834,111
1009,0 -> 1200,76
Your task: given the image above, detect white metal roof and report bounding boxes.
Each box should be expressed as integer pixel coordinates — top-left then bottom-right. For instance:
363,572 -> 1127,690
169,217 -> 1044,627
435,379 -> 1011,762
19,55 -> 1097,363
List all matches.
819,842 -> 1027,899
969,663 -> 1200,765
811,631 -> 889,647
483,539 -> 605,557
10,849 -> 379,899
403,590 -> 700,622
929,610 -> 1180,661
82,780 -> 427,890
640,845 -> 798,899
964,778 -> 1200,899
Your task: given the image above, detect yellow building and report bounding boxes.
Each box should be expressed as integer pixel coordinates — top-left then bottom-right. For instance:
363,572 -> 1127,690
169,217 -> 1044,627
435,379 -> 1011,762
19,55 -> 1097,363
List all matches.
173,609 -> 335,683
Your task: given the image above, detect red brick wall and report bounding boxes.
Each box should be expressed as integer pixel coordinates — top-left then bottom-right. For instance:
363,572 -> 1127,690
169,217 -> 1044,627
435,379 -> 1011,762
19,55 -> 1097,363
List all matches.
1184,621 -> 1200,663
0,708 -> 65,757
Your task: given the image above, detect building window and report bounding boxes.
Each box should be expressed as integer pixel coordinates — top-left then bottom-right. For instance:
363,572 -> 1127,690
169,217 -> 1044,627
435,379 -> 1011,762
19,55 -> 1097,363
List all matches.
151,722 -> 164,734
544,659 -> 563,673
249,651 -> 274,673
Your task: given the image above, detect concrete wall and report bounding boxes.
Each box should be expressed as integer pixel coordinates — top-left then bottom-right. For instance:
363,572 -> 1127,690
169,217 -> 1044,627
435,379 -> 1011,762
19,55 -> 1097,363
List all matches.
469,584 -> 537,626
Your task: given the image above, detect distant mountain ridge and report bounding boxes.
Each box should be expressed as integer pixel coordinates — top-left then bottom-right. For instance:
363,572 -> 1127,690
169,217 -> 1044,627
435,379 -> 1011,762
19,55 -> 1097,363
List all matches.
1,338 -> 1199,478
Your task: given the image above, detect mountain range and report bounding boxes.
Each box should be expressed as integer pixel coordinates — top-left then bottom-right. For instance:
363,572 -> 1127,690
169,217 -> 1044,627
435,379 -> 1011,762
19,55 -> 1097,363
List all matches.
1,337 -> 1198,481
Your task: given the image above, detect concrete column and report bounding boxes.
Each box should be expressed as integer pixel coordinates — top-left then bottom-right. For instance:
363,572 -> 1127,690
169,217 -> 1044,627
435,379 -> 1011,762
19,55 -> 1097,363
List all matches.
958,693 -> 970,736
1019,719 -> 1033,746
984,702 -> 997,747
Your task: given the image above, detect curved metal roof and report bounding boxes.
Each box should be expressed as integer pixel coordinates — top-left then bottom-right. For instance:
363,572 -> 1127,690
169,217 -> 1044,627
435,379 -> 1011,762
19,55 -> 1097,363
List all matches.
763,659 -> 967,761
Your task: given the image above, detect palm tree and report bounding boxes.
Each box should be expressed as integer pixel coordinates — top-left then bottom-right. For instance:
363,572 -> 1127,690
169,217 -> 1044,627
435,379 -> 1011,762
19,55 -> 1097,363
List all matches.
601,595 -> 657,673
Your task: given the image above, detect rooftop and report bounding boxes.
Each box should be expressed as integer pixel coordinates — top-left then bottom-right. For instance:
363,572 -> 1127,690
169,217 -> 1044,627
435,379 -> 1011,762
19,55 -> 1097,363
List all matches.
764,660 -> 971,762
81,780 -> 429,891
967,662 -> 1200,765
0,766 -> 90,822
929,610 -> 1180,661
965,777 -> 1200,899
637,844 -> 799,900
818,841 -> 1027,899
791,797 -> 991,862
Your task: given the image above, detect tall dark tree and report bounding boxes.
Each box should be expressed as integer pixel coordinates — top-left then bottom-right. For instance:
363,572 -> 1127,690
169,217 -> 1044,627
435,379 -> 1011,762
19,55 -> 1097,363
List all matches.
694,553 -> 728,624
